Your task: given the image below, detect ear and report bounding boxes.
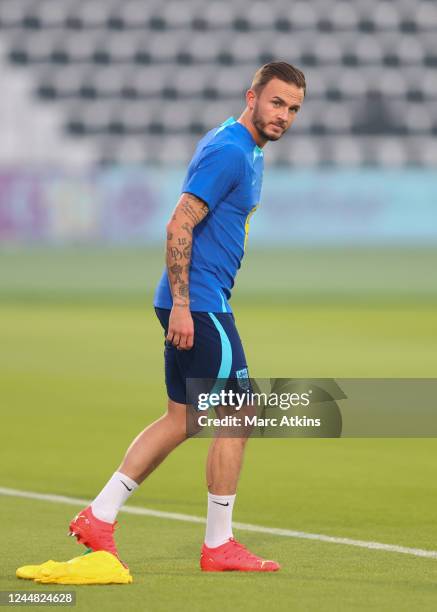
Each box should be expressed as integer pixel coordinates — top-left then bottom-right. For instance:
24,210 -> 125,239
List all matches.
246,88 -> 256,111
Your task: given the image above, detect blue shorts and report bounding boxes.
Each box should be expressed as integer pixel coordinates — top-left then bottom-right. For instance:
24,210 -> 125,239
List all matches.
155,308 -> 250,405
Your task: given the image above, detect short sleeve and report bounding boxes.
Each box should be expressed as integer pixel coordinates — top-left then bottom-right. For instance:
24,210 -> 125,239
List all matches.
182,144 -> 244,211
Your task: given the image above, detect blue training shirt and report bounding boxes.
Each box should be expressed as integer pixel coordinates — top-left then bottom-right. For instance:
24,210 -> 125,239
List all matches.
154,117 -> 264,313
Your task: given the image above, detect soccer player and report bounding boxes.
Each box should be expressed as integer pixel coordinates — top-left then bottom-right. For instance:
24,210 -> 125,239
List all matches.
69,62 -> 306,571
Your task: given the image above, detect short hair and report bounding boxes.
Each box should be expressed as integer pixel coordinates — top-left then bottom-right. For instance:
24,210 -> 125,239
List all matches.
251,61 -> 306,96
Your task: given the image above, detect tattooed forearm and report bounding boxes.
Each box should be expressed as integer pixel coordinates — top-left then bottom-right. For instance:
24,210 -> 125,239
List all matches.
167,237 -> 192,305
169,263 -> 183,284
167,246 -> 183,261
183,245 -> 191,259
165,193 -> 209,307
178,283 -> 189,298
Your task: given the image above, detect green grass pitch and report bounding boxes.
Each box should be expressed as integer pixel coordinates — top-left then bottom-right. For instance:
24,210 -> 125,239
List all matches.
1,248 -> 437,610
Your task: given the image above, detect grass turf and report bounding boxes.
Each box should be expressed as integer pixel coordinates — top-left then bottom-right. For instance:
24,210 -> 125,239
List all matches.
3,495 -> 437,612
1,300 -> 437,610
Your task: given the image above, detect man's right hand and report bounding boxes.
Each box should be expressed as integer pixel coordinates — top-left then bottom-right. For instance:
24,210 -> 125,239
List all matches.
167,305 -> 194,350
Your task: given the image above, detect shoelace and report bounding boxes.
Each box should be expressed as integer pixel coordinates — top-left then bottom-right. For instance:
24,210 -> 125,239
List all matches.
224,539 -> 262,562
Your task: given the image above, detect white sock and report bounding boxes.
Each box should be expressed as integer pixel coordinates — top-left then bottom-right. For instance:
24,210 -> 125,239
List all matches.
204,493 -> 236,548
91,471 -> 138,523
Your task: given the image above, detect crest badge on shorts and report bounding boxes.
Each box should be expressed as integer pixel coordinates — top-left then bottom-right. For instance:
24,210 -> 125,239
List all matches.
236,367 -> 250,391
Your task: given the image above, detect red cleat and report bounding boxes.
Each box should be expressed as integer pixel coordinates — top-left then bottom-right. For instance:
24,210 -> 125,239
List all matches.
68,506 -> 126,566
200,538 -> 280,572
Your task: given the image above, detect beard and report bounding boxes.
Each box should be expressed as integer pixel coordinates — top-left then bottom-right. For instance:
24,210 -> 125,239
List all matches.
252,103 -> 285,142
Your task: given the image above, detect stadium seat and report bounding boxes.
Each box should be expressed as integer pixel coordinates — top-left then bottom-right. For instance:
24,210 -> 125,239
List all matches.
201,2 -> 235,29
0,0 -> 436,166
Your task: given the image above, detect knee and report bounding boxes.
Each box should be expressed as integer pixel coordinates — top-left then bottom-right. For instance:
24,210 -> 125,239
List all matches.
164,406 -> 189,439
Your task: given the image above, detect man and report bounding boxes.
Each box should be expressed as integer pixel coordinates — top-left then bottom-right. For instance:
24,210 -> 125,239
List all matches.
69,61 -> 306,571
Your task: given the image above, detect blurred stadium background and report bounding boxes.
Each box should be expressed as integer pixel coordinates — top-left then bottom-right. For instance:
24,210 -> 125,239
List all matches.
0,0 -> 436,304
1,1 -> 437,610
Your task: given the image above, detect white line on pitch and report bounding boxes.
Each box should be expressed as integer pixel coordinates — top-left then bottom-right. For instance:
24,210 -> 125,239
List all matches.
1,485 -> 436,560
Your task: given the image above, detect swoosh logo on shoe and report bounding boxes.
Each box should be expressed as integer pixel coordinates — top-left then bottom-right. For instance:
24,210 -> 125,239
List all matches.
212,501 -> 229,507
120,480 -> 132,492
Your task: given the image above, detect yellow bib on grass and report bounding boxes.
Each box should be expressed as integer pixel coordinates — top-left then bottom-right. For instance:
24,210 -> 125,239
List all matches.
16,551 -> 132,585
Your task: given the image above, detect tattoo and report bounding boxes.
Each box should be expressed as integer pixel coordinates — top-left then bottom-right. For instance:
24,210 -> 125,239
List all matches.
181,223 -> 192,236
180,200 -> 201,225
179,195 -> 209,226
179,283 -> 189,298
165,193 -> 206,305
167,247 -> 182,261
169,263 -> 183,283
183,244 -> 191,260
